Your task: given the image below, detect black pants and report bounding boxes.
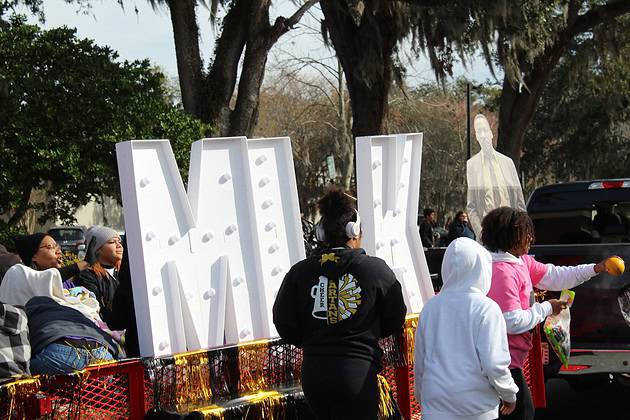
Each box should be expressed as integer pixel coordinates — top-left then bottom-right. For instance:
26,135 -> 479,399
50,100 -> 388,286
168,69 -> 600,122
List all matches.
301,356 -> 379,420
499,368 -> 534,420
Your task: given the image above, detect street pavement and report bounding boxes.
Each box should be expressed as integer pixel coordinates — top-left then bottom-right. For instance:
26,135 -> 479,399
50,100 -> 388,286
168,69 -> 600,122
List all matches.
535,377 -> 629,418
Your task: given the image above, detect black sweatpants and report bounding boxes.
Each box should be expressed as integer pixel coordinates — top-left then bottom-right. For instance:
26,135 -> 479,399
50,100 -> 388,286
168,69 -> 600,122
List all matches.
301,355 -> 379,420
499,368 -> 534,420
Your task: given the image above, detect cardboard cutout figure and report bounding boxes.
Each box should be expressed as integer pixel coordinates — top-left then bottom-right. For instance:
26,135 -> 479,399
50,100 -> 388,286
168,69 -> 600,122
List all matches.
466,115 -> 526,240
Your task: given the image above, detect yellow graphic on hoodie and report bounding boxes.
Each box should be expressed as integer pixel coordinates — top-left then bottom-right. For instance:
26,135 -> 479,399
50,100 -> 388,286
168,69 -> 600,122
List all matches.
327,280 -> 338,323
337,273 -> 362,321
319,253 -> 340,265
311,273 -> 362,324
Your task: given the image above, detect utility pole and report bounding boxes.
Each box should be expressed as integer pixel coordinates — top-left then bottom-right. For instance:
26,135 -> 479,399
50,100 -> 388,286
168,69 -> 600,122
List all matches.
466,82 -> 472,161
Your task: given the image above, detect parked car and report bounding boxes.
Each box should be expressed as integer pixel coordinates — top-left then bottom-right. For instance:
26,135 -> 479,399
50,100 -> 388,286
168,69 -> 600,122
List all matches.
47,226 -> 87,256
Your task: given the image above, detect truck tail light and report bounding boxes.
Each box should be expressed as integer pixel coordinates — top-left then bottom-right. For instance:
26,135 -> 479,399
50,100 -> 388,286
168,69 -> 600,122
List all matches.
588,181 -> 630,189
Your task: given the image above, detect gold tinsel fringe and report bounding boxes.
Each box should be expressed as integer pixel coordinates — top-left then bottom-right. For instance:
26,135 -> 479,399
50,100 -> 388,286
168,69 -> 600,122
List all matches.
404,314 -> 419,366
174,350 -> 213,410
377,374 -> 396,419
198,389 -> 295,419
198,404 -> 226,419
237,340 -> 270,394
2,377 -> 41,418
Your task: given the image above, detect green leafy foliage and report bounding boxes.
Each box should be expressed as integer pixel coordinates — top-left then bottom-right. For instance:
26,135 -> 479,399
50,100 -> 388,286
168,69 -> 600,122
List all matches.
0,16 -> 211,226
521,16 -> 630,187
0,221 -> 26,251
408,1 -> 623,86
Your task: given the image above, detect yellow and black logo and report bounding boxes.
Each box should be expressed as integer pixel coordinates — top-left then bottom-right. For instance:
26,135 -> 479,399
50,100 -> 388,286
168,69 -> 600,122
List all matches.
319,252 -> 340,265
310,273 -> 362,324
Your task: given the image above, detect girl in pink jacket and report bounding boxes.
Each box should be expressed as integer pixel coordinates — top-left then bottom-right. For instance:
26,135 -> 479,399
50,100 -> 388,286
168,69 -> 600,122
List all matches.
482,207 -> 613,420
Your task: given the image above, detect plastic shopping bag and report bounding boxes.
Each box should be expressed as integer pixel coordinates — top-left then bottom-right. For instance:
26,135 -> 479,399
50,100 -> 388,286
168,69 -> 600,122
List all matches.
618,284 -> 630,327
543,289 -> 575,368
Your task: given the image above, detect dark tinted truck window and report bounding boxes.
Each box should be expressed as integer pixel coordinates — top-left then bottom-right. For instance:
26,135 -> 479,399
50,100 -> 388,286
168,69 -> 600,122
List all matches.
529,190 -> 630,245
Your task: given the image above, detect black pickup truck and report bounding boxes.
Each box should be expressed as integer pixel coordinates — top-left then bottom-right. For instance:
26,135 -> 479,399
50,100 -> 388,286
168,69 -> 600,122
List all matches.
527,179 -> 630,386
426,179 -> 630,386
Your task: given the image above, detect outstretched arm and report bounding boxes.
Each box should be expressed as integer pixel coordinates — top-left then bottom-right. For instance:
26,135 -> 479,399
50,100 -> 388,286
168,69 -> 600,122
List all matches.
536,264 -> 597,291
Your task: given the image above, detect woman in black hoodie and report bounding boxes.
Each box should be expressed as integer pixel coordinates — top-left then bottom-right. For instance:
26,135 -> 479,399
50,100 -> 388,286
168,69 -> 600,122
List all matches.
76,226 -> 122,324
273,187 -> 407,420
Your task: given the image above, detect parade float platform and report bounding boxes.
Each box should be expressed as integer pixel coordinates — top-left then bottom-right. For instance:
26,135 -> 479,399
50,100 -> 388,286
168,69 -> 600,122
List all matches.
0,315 -> 546,420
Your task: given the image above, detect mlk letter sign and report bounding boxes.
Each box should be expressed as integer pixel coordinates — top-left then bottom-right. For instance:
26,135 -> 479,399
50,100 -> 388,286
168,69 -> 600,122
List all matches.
116,137 -> 305,357
356,133 -> 435,313
117,133 -> 433,357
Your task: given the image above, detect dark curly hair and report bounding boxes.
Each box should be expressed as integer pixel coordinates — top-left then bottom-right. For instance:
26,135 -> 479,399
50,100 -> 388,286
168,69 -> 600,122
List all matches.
318,186 -> 359,247
481,207 -> 534,253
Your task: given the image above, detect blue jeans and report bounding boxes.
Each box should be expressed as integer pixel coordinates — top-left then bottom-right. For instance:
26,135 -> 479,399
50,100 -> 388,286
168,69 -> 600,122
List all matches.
30,343 -> 114,375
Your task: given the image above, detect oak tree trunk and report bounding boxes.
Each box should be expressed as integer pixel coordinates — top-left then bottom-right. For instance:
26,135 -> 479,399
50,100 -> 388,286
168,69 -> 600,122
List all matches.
321,0 -> 397,139
167,0 -> 205,119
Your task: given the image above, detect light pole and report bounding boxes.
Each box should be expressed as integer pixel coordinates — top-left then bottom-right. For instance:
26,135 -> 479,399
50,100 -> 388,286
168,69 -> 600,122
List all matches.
466,83 -> 472,161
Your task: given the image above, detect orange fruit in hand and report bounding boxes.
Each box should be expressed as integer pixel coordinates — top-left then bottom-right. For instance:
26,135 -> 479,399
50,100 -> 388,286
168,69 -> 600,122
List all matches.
605,256 -> 625,276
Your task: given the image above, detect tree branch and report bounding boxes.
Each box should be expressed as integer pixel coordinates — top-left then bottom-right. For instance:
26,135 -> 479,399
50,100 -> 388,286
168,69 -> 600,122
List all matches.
569,0 -> 630,37
205,0 -> 248,127
270,0 -> 320,43
7,185 -> 31,226
167,0 -> 204,118
566,0 -> 580,26
285,0 -> 320,28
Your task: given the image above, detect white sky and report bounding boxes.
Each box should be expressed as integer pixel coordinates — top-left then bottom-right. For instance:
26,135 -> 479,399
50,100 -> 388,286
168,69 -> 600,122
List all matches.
20,0 -> 500,87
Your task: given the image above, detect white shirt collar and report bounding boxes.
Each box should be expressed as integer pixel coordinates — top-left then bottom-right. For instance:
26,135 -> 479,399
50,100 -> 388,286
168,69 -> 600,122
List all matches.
489,250 -> 524,265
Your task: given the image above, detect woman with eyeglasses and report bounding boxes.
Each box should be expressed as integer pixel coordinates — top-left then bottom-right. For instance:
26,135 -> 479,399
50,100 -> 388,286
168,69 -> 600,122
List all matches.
76,226 -> 123,324
13,232 -> 89,286
481,207 -> 616,420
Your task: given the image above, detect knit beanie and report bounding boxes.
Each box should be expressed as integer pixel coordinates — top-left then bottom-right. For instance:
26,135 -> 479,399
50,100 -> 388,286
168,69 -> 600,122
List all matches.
85,226 -> 119,264
13,233 -> 48,267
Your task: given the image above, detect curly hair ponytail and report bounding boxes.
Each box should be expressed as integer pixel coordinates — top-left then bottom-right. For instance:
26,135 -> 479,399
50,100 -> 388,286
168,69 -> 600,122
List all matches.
317,187 -> 359,247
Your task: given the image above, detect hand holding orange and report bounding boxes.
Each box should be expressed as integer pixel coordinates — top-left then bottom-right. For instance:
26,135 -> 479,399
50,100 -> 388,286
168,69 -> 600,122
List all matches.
604,256 -> 625,276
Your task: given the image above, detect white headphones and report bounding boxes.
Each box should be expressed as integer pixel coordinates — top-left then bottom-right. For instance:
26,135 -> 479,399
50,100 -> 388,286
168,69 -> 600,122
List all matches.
315,209 -> 362,243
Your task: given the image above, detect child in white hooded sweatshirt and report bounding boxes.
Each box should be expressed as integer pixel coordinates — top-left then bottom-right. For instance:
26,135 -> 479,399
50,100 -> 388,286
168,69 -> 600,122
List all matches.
414,237 -> 518,420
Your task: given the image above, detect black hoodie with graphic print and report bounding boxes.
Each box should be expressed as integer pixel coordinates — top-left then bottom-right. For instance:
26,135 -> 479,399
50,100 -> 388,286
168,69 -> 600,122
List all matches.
273,247 -> 406,367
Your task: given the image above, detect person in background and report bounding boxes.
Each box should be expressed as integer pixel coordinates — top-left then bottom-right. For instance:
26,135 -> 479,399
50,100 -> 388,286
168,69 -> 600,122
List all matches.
447,210 -> 476,244
273,187 -> 406,420
0,301 -> 30,380
0,244 -> 21,285
0,262 -> 123,375
482,206 -> 617,420
76,226 -> 123,324
420,208 -> 438,249
26,296 -> 121,375
415,238 -> 517,419
107,236 -> 140,357
13,233 -> 89,288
